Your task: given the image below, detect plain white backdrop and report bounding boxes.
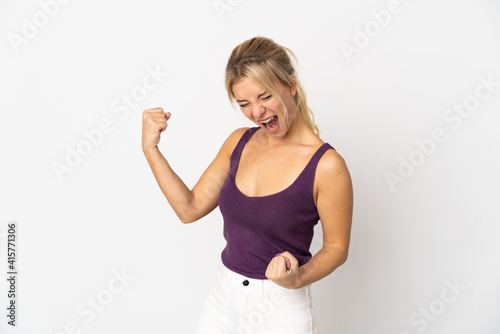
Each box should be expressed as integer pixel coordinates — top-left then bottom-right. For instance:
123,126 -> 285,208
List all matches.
1,0 -> 499,333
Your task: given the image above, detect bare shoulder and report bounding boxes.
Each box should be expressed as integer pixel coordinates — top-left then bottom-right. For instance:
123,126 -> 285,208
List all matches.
318,148 -> 347,173
315,147 -> 352,187
218,127 -> 251,158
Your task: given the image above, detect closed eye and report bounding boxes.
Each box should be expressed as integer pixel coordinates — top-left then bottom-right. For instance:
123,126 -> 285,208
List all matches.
239,95 -> 272,108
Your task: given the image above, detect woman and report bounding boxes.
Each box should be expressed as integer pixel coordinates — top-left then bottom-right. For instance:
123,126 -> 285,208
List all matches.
142,36 -> 353,333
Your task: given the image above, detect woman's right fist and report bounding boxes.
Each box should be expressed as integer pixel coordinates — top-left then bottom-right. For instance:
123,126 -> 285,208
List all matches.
142,107 -> 171,152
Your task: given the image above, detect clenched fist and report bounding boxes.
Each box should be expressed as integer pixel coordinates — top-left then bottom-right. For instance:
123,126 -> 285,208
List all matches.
142,107 -> 171,152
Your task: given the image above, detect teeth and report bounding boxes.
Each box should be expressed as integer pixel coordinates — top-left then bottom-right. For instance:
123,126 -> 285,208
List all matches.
259,116 -> 274,124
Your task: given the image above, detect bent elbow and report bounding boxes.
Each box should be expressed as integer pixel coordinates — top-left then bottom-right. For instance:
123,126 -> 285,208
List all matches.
179,212 -> 200,224
340,250 -> 349,265
329,246 -> 349,266
180,214 -> 195,224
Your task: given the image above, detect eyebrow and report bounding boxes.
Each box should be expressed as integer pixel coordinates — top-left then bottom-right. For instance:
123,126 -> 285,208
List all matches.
236,91 -> 268,103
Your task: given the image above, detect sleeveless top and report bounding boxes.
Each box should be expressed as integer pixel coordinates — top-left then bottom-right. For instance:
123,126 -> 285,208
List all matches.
219,126 -> 336,279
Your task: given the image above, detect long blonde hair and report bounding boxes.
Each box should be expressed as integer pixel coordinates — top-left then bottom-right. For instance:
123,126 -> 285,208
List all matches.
224,36 -> 320,136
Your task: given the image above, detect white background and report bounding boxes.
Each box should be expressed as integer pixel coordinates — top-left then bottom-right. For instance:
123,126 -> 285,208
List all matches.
1,0 -> 499,333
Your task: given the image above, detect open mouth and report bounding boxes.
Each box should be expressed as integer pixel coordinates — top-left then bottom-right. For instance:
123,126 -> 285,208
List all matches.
259,116 -> 279,131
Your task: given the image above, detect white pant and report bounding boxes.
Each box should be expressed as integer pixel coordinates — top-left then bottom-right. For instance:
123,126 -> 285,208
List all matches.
194,262 -> 319,334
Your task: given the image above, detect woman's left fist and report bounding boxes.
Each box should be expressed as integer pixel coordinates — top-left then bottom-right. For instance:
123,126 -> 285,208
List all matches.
265,251 -> 300,289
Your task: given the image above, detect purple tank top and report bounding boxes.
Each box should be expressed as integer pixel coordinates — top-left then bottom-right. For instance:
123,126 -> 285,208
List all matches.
219,126 -> 336,279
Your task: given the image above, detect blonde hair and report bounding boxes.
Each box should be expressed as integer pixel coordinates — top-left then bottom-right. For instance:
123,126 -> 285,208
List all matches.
224,36 -> 319,135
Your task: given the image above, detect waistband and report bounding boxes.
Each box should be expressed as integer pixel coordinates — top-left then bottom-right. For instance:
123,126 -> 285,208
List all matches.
218,262 -> 273,298
216,262 -> 311,299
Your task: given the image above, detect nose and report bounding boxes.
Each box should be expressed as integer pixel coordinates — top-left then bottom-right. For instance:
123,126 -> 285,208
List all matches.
250,100 -> 266,119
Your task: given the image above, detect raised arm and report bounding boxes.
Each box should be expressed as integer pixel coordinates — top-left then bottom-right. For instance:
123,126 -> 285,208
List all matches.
142,107 -> 248,224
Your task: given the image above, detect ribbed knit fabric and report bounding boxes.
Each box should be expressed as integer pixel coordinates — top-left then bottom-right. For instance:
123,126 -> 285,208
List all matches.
219,126 -> 336,279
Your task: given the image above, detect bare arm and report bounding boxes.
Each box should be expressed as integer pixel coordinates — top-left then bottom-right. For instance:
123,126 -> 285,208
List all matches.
142,107 -> 248,224
296,149 -> 354,288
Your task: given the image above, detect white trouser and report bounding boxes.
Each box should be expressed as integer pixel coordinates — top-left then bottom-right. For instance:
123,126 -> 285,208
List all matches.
194,261 -> 319,334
